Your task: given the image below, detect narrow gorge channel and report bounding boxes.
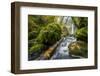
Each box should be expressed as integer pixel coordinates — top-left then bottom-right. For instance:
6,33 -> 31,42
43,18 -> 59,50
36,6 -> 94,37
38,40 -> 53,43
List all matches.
50,16 -> 80,59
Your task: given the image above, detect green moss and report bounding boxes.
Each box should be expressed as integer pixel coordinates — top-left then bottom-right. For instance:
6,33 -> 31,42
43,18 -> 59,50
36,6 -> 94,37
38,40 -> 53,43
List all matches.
72,17 -> 88,28
61,25 -> 69,37
37,23 -> 62,45
75,27 -> 88,42
28,31 -> 39,40
29,44 -> 44,55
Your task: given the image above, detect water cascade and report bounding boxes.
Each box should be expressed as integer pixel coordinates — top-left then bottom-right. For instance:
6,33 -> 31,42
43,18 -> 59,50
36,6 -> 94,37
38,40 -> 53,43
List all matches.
51,16 -> 78,59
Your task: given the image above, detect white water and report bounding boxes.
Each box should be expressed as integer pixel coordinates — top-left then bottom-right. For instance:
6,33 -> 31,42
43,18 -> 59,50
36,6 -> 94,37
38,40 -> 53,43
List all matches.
51,35 -> 77,59
51,16 -> 78,59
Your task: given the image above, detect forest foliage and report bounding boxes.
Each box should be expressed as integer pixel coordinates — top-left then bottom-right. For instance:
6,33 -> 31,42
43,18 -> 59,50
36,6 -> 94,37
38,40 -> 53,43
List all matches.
28,15 -> 88,60
28,15 -> 68,60
69,17 -> 88,57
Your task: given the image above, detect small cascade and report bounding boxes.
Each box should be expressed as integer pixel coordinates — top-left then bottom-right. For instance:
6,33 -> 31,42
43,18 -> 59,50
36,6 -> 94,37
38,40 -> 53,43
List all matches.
50,36 -> 77,59
51,16 -> 78,59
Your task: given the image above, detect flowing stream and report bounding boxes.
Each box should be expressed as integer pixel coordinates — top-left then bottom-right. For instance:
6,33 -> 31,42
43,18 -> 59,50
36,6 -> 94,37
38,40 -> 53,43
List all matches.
50,35 -> 77,59
50,16 -> 78,59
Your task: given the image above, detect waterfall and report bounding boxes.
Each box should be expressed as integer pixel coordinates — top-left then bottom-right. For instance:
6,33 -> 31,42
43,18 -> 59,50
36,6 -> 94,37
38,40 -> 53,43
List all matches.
51,16 -> 78,59
63,16 -> 77,35
71,24 -> 74,34
57,16 -> 77,35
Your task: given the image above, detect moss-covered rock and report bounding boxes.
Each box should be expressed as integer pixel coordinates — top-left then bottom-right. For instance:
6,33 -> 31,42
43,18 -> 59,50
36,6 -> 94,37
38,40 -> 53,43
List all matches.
72,17 -> 88,28
61,25 -> 69,37
68,41 -> 88,58
28,31 -> 39,40
37,23 -> 62,45
75,27 -> 88,42
28,43 -> 46,60
29,44 -> 44,55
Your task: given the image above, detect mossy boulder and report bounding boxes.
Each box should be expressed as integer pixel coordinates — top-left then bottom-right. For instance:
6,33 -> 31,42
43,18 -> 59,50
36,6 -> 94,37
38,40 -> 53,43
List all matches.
72,17 -> 88,28
29,44 -> 44,55
75,27 -> 88,42
68,41 -> 88,58
37,23 -> 62,46
28,44 -> 45,60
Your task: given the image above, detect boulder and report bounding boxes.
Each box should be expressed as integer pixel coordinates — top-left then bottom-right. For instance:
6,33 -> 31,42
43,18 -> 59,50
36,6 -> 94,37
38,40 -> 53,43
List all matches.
68,41 -> 88,58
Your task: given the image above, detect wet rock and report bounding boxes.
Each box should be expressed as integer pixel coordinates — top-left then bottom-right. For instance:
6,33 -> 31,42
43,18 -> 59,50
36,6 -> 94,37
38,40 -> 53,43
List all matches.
68,41 -> 88,58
